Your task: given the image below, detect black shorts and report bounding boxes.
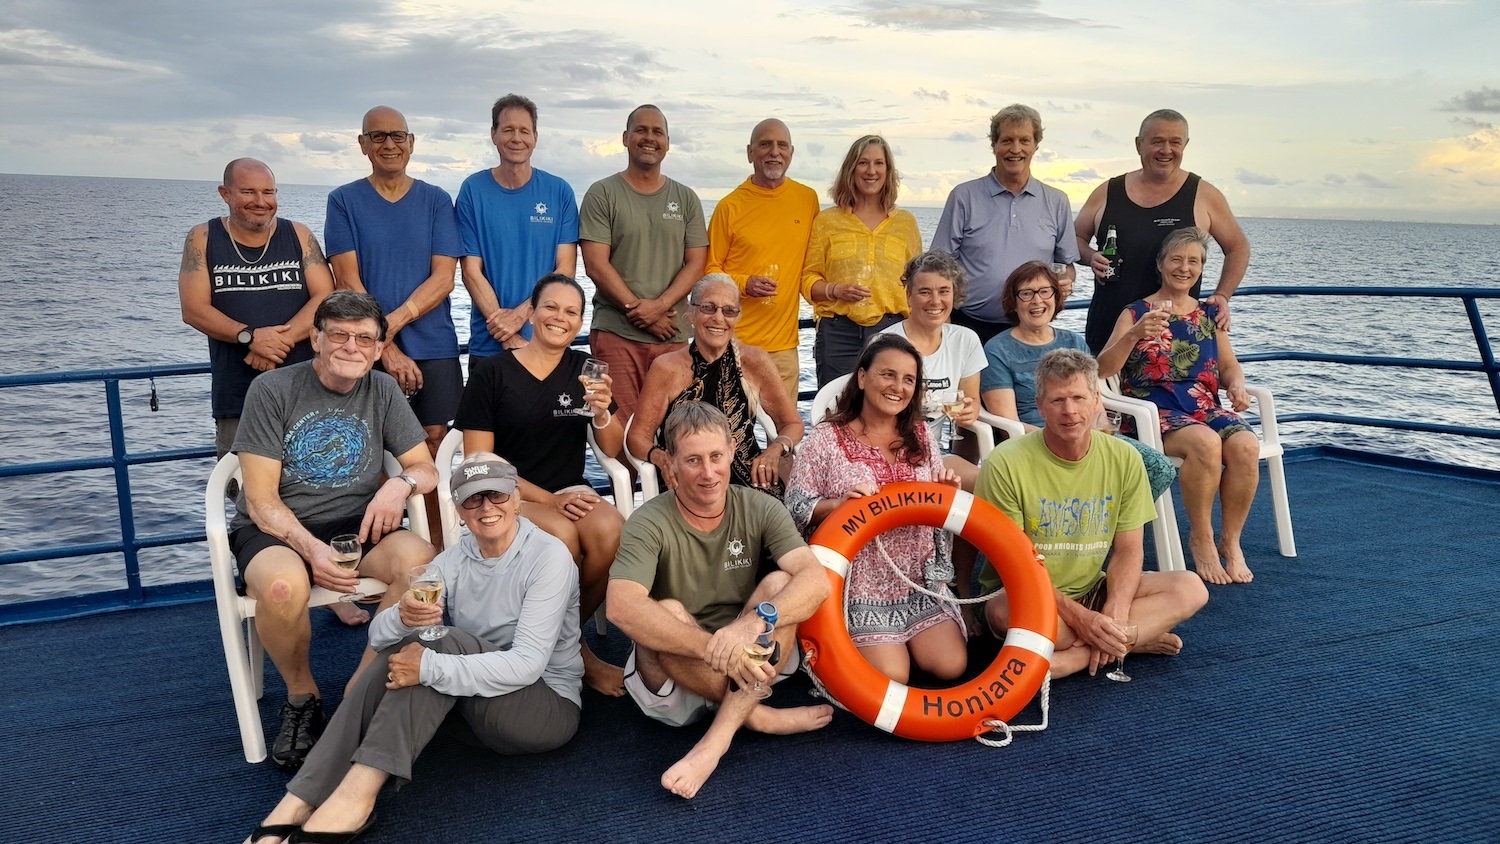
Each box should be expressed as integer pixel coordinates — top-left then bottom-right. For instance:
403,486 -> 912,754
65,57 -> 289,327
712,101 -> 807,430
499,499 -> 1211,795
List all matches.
229,514 -> 377,592
376,357 -> 463,428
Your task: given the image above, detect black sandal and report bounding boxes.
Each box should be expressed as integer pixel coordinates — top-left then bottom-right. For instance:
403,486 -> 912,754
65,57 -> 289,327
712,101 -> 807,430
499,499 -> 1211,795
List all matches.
286,813 -> 376,843
250,824 -> 301,843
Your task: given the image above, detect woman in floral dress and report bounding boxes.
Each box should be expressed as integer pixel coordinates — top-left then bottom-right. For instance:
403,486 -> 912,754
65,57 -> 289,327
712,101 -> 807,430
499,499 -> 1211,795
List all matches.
786,334 -> 966,684
1098,227 -> 1260,587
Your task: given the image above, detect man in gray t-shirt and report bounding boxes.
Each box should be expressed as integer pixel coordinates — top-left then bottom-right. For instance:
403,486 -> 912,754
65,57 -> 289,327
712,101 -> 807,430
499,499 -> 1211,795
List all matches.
229,291 -> 440,770
606,402 -> 832,800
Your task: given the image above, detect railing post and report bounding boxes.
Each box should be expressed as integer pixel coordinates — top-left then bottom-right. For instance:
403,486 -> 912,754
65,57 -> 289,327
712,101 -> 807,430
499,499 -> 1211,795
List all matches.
1463,296 -> 1500,418
105,380 -> 144,603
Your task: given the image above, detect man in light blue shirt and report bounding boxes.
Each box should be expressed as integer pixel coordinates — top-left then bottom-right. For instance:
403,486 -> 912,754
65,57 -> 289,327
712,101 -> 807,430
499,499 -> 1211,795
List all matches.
931,104 -> 1080,344
457,94 -> 580,357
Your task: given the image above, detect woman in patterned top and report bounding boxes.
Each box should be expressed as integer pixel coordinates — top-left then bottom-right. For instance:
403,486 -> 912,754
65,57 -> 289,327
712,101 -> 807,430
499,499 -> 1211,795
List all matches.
785,334 -> 966,684
1098,227 -> 1259,586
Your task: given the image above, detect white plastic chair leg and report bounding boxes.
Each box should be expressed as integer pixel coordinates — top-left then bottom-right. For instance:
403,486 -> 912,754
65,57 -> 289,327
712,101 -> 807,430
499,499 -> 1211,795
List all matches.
248,619 -> 265,699
1267,455 -> 1297,557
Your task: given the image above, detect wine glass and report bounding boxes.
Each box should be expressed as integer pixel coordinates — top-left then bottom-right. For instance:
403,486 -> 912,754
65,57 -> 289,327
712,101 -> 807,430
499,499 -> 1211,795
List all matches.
742,619 -> 776,699
330,534 -> 363,602
581,359 -> 608,415
846,263 -> 881,323
1098,410 -> 1123,436
758,263 -> 780,305
408,563 -> 448,641
1105,623 -> 1140,682
941,389 -> 966,443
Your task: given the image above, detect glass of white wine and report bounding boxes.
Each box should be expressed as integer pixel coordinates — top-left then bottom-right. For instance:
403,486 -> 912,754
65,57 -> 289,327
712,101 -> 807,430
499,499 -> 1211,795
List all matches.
1105,622 -> 1139,682
941,388 -> 966,443
581,358 -> 608,416
408,563 -> 448,642
742,621 -> 775,700
330,534 -> 362,603
758,263 -> 780,306
846,263 -> 881,323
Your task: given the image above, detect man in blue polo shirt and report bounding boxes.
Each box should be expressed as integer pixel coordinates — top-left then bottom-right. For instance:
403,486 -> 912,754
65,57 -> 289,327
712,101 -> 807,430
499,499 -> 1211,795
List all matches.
325,105 -> 463,542
931,104 -> 1080,344
457,94 -> 580,356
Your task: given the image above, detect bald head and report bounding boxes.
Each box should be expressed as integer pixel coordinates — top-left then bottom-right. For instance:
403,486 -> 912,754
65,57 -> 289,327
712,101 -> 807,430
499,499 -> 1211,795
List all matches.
747,118 -> 794,188
222,158 -> 273,189
362,105 -> 408,134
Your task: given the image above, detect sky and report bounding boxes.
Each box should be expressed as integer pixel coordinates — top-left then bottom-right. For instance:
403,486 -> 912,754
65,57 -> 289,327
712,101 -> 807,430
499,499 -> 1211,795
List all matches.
2,0 -> 1498,223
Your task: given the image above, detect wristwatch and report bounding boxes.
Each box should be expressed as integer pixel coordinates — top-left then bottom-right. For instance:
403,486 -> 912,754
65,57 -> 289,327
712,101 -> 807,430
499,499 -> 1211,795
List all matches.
397,473 -> 417,492
237,328 -> 254,345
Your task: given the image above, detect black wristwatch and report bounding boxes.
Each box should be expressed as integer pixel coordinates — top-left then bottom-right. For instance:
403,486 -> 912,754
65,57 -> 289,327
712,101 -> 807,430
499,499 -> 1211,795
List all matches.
237,328 -> 254,345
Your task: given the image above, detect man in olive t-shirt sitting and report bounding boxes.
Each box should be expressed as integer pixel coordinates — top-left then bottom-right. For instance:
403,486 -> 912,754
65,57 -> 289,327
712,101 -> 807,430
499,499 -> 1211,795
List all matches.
607,402 -> 832,799
975,349 -> 1207,679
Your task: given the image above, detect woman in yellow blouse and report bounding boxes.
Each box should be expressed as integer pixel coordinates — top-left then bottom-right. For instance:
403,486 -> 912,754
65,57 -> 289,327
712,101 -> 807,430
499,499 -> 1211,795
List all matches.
801,135 -> 924,386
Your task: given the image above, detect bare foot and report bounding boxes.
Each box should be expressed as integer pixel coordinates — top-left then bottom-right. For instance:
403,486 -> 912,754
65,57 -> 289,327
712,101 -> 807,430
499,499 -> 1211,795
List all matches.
1136,632 -> 1183,656
744,703 -> 834,735
329,602 -> 370,626
661,742 -> 724,799
582,644 -> 625,697
1190,535 -> 1230,585
1219,542 -> 1254,583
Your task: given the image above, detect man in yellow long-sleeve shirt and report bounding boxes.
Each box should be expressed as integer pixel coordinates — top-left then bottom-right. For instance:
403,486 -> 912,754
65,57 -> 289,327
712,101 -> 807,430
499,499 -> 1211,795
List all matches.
705,119 -> 820,404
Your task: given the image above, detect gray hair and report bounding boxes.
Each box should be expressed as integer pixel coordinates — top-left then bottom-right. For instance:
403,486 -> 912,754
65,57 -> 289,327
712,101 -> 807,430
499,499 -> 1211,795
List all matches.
662,402 -> 733,455
900,250 -> 968,308
988,104 -> 1044,145
315,290 -> 388,340
1035,349 -> 1099,398
1138,109 -> 1189,141
1157,226 -> 1211,266
689,273 -> 740,305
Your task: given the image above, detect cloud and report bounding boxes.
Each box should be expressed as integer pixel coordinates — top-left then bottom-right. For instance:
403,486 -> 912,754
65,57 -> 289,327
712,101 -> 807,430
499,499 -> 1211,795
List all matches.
1235,168 -> 1281,186
299,132 -> 347,153
1451,116 -> 1495,132
1089,129 -> 1119,145
913,88 -> 950,102
1322,174 -> 1347,186
1439,86 -> 1500,113
1353,172 -> 1398,189
802,35 -> 853,43
1350,137 -> 1380,145
948,131 -> 979,143
1042,100 -> 1092,114
1065,167 -> 1100,181
842,0 -> 1088,31
805,142 -> 826,156
963,95 -> 990,108
554,96 -> 635,110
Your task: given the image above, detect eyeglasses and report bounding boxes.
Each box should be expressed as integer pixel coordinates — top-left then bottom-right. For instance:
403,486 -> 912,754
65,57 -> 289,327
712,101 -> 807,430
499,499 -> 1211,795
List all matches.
693,302 -> 742,318
1016,287 -> 1057,302
362,131 -> 410,144
323,329 -> 380,348
461,490 -> 512,510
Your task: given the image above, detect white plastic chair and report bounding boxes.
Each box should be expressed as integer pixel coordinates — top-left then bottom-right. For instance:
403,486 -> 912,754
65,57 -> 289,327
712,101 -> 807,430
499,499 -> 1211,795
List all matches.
811,373 -> 997,459
1092,388 -> 1189,571
205,450 -> 429,764
1104,379 -> 1296,559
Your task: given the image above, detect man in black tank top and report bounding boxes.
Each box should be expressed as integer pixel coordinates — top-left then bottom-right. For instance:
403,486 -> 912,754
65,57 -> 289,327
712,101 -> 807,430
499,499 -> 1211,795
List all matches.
178,158 -> 335,458
1073,110 -> 1251,353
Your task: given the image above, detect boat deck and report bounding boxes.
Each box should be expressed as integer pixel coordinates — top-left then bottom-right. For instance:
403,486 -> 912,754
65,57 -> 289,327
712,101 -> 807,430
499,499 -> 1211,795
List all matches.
4,453 -> 1497,843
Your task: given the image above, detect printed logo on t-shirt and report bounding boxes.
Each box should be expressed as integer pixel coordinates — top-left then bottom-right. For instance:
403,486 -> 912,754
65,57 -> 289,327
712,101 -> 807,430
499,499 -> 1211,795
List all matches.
554,392 -> 590,418
212,259 -> 305,292
1029,495 -> 1116,553
1153,216 -> 1183,227
530,202 -> 554,225
662,200 -> 684,222
724,538 -> 752,571
282,409 -> 374,490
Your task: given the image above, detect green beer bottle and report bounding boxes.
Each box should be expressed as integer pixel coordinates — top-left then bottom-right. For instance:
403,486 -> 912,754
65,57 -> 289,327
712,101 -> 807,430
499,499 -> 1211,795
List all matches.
1100,225 -> 1119,280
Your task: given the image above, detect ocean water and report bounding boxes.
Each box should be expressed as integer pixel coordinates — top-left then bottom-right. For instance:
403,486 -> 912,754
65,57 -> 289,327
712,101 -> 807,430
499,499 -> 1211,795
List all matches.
2,172 -> 1498,604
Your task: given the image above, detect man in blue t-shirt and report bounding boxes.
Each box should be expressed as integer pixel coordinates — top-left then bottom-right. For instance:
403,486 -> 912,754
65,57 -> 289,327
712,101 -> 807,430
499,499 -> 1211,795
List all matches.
325,106 -> 464,477
456,94 -> 580,357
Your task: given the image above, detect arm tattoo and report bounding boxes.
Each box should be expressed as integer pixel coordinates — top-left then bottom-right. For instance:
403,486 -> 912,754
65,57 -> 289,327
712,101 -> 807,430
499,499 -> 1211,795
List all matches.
180,235 -> 205,273
303,232 -> 327,267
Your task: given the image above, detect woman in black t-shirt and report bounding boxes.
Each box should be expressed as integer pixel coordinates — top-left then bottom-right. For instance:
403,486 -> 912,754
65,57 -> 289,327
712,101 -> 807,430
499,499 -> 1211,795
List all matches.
454,273 -> 627,696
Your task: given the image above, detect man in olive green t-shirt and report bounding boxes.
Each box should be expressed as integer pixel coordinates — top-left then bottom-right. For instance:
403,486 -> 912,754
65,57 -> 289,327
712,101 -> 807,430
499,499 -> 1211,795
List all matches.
579,104 -> 709,422
606,403 -> 831,800
976,350 -> 1207,679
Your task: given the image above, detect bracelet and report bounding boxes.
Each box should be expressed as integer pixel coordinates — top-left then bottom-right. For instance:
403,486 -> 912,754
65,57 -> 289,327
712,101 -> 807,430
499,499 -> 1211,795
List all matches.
772,435 -> 795,456
591,411 -> 611,430
830,283 -> 842,301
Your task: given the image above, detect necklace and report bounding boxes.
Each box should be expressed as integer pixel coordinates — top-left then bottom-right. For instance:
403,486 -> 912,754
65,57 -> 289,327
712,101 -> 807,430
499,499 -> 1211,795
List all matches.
224,217 -> 275,265
676,496 -> 727,522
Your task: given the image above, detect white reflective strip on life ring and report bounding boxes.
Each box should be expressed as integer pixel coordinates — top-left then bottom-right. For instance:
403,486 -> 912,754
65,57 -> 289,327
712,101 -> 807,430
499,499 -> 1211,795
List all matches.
873,681 -> 909,733
1003,627 -> 1056,661
811,544 -> 851,580
942,490 -> 973,535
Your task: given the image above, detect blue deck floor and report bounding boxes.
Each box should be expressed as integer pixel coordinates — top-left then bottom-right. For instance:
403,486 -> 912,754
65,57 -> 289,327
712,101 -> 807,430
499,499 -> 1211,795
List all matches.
2,454 -> 1497,843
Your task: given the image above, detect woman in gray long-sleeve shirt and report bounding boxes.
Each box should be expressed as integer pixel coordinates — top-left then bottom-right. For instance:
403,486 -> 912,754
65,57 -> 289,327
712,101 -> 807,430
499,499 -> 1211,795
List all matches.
245,454 -> 583,844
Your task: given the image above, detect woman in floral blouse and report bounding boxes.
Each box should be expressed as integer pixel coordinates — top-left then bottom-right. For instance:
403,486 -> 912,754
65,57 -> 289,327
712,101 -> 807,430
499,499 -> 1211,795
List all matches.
1098,227 -> 1259,587
785,334 -> 966,684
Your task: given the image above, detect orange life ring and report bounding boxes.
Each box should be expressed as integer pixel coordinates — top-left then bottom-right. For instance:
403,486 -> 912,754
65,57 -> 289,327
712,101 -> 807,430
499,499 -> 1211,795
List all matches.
798,481 -> 1057,742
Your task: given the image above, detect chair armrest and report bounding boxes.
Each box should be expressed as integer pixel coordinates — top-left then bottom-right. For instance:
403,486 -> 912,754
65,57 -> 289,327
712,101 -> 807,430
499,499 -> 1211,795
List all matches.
205,454 -> 244,601
1101,392 -> 1165,452
620,417 -> 660,500
384,451 -> 430,543
960,418 -> 995,461
587,426 -> 635,517
975,409 -> 1027,444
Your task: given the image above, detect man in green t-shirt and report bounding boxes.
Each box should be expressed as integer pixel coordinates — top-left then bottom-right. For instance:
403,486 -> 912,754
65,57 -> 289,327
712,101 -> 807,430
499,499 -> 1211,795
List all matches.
579,104 -> 709,422
607,402 -> 832,799
976,349 -> 1207,679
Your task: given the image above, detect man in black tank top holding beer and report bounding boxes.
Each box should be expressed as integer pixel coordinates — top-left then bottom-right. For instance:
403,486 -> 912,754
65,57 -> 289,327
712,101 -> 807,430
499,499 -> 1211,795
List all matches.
178,158 -> 334,459
1074,110 -> 1250,353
